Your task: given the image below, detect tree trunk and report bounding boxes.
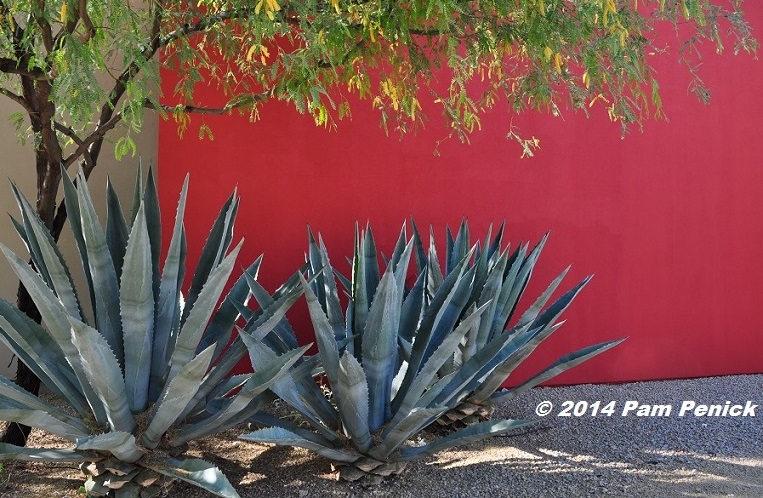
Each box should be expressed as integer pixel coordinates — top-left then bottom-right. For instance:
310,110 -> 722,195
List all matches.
1,284 -> 43,445
1,77 -> 68,446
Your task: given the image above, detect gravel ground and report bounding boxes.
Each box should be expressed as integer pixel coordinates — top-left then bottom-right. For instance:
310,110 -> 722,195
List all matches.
1,374 -> 761,497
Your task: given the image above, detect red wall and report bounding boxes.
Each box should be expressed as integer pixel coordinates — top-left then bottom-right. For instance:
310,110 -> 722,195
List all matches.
159,6 -> 763,385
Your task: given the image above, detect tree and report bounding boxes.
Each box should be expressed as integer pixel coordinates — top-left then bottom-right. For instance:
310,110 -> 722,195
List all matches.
0,0 -> 755,445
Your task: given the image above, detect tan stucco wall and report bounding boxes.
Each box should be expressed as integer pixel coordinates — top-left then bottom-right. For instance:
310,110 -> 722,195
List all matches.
0,102 -> 158,377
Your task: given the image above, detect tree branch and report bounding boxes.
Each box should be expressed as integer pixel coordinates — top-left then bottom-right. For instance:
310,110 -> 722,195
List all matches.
160,7 -> 255,47
84,1 -> 164,169
54,121 -> 95,170
33,0 -> 55,53
55,8 -> 80,43
77,0 -> 96,43
143,92 -> 270,115
54,120 -> 83,143
0,87 -> 32,113
0,58 -> 47,79
62,112 -> 124,169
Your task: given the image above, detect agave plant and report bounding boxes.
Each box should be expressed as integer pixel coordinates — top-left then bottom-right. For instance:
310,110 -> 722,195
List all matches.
240,225 -> 559,483
405,219 -> 623,428
0,168 -> 306,497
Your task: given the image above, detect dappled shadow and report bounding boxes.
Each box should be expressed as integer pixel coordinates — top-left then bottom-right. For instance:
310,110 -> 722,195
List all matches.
0,460 -> 83,497
174,427 -> 351,497
171,411 -> 763,498
420,375 -> 763,497
204,375 -> 763,497
427,432 -> 763,497
4,377 -> 762,497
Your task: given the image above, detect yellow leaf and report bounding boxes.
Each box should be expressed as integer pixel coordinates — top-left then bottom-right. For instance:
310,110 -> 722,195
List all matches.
266,0 -> 281,12
255,0 -> 263,15
331,0 -> 340,14
602,0 -> 616,27
582,71 -> 590,88
543,46 -> 552,61
246,46 -> 257,62
589,93 -> 610,108
553,53 -> 562,73
60,2 -> 68,23
409,98 -> 421,117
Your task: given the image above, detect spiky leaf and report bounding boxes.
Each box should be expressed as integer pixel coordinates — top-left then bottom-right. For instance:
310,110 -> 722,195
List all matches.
168,240 -> 243,381
0,408 -> 88,441
182,191 -> 238,324
121,202 -> 154,412
0,444 -> 94,462
241,427 -> 360,463
11,183 -> 83,320
0,302 -> 87,416
362,267 -> 400,430
0,244 -> 108,424
142,457 -> 240,498
300,275 -> 341,385
143,345 -> 216,449
76,432 -> 144,463
106,177 -> 131,279
69,319 -> 135,433
492,339 -> 625,402
74,168 -> 124,365
397,419 -> 535,460
151,176 -> 189,398
334,352 -> 371,451
0,375 -> 86,431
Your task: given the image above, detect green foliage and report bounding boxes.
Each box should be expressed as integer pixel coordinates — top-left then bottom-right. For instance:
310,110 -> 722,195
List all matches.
0,167 -> 306,497
138,1 -> 763,142
242,222 -> 620,483
0,1 -> 756,160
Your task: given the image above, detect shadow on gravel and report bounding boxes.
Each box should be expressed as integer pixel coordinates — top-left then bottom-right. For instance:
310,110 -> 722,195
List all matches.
0,461 -> 83,497
418,426 -> 763,497
8,378 -> 762,497
168,422 -> 763,498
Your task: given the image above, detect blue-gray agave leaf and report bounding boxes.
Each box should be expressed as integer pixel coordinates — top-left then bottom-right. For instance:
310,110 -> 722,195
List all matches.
0,170 -> 305,498
242,221 -> 622,483
72,168 -> 123,366
121,202 -> 155,412
240,224 -> 537,483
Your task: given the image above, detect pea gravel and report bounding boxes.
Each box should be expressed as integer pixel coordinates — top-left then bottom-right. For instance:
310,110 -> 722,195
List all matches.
2,374 -> 761,497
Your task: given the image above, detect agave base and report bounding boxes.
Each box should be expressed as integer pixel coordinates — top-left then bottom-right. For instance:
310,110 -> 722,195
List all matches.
331,457 -> 408,485
80,459 -> 173,498
435,400 -> 495,430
